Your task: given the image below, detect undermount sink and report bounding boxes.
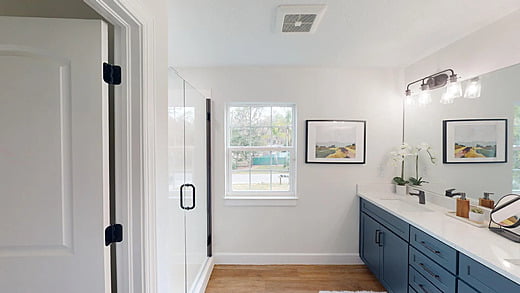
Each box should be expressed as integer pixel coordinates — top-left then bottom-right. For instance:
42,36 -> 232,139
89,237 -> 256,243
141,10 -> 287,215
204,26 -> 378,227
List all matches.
504,259 -> 520,266
379,197 -> 434,212
394,201 -> 434,212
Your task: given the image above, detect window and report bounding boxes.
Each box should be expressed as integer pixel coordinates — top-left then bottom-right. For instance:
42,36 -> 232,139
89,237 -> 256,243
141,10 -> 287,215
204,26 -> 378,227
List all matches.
513,105 -> 520,192
226,103 -> 296,198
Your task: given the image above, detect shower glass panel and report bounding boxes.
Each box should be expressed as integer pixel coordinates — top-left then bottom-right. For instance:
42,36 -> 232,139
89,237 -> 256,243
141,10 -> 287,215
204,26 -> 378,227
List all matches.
157,69 -> 210,293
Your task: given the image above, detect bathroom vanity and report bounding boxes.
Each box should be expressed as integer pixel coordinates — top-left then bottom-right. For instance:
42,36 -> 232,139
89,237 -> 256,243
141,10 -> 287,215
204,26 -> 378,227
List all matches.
358,186 -> 520,293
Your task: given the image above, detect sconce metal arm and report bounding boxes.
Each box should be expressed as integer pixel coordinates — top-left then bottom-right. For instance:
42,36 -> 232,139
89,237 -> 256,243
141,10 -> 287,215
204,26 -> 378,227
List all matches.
405,69 -> 455,92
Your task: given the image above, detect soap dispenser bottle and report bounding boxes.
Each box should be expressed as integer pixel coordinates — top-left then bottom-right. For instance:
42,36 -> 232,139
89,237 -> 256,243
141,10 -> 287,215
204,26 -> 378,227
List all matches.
479,192 -> 495,209
456,193 -> 470,218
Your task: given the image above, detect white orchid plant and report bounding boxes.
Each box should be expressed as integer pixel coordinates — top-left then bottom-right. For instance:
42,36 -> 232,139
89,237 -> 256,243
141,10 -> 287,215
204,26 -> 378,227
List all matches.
409,143 -> 437,186
390,143 -> 436,186
390,143 -> 414,185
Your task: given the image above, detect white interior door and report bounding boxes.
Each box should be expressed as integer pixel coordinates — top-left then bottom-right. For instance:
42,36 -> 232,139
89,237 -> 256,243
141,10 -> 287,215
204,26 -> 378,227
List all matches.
0,17 -> 110,292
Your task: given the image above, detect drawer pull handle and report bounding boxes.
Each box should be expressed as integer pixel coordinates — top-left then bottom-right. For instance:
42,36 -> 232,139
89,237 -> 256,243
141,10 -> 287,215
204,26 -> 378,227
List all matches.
420,241 -> 441,254
418,284 -> 430,293
419,263 -> 440,280
375,230 -> 380,244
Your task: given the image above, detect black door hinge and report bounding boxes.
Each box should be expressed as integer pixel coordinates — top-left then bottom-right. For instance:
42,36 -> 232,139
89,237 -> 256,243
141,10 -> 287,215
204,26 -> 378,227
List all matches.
103,62 -> 122,85
105,224 -> 123,246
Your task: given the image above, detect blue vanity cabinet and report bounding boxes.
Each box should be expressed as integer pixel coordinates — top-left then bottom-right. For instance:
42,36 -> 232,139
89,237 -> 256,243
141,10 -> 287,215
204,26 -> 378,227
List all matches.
360,199 -> 409,293
458,254 -> 520,293
358,197 -> 520,293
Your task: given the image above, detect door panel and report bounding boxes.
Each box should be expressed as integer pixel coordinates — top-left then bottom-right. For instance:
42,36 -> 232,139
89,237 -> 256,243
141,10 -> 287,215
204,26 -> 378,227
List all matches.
380,226 -> 408,293
184,82 -> 208,291
0,53 -> 72,255
0,17 -> 110,292
361,213 -> 380,278
157,69 -> 186,293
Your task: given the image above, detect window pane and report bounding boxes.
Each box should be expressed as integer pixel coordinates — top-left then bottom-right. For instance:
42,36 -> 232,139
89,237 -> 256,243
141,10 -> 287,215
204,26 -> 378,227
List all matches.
272,171 -> 290,191
250,171 -> 272,190
272,127 -> 292,146
272,107 -> 292,126
251,151 -> 272,170
515,105 -> 520,126
271,151 -> 290,171
231,151 -> 251,171
514,126 -> 520,145
230,127 -> 250,146
229,106 -> 250,127
251,127 -> 271,146
231,171 -> 250,191
251,106 -> 271,126
514,170 -> 520,191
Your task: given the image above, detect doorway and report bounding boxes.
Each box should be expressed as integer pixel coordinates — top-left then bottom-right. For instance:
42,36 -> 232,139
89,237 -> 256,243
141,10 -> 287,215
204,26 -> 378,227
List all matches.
1,0 -> 158,292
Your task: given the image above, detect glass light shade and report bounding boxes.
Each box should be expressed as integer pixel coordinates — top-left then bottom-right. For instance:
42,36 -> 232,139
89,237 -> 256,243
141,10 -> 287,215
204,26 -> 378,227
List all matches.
418,90 -> 431,105
464,78 -> 482,99
440,92 -> 454,104
405,92 -> 416,105
446,81 -> 462,99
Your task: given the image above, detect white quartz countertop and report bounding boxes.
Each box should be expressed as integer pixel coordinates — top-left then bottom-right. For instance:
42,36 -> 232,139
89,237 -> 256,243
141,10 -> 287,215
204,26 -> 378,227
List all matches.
357,185 -> 520,285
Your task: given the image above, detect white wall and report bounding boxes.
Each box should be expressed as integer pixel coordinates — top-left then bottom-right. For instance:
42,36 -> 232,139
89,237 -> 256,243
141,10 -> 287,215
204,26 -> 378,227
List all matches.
176,67 -> 403,263
405,9 -> 520,82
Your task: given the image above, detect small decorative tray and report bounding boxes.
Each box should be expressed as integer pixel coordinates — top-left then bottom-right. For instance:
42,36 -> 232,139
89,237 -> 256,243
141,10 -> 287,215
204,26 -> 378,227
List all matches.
445,211 -> 488,228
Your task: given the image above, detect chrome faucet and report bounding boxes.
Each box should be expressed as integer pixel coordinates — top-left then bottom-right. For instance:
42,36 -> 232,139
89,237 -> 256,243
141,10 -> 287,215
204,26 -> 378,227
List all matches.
445,188 -> 465,198
409,189 -> 426,204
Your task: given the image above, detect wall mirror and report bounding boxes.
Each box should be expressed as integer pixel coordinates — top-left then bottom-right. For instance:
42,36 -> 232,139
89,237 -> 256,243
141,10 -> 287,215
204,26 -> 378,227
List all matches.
403,63 -> 520,201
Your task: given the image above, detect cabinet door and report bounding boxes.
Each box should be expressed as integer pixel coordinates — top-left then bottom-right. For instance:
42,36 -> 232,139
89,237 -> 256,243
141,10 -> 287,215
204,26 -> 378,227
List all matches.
361,213 -> 381,278
380,226 -> 409,293
458,280 -> 480,293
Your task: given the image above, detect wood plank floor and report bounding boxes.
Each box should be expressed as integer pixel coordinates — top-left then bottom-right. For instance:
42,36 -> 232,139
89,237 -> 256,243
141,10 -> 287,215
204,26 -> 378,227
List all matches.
205,265 -> 386,293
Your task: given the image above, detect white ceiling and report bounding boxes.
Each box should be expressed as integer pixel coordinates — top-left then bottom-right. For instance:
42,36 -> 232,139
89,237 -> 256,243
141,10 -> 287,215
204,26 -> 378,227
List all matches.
169,0 -> 520,67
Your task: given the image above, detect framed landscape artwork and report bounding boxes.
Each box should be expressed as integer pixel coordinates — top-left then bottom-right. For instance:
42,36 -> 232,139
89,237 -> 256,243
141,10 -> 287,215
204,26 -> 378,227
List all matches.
443,119 -> 507,164
305,120 -> 366,164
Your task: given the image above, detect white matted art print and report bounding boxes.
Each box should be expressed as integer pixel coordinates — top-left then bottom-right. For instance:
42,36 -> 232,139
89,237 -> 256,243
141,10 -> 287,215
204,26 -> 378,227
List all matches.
443,119 -> 507,164
305,120 -> 366,164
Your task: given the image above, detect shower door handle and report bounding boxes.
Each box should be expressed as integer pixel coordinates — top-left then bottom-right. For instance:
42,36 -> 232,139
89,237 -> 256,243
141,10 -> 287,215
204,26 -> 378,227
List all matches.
180,183 -> 196,210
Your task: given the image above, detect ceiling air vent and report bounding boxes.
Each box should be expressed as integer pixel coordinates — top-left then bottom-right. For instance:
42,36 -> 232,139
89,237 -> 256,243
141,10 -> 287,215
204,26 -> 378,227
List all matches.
276,5 -> 327,34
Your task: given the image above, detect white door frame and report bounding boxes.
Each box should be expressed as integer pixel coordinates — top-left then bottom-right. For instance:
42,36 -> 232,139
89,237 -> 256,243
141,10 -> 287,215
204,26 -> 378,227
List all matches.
83,1 -> 157,292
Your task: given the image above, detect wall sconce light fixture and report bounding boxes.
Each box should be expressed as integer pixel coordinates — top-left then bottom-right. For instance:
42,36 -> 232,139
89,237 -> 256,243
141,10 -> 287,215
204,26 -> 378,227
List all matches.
405,69 -> 481,105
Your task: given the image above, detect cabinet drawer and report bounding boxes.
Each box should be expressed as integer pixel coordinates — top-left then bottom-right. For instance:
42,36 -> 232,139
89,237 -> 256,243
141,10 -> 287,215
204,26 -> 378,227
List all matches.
409,247 -> 456,293
409,227 -> 457,273
457,280 -> 479,293
409,267 -> 442,293
459,254 -> 520,293
360,198 -> 409,240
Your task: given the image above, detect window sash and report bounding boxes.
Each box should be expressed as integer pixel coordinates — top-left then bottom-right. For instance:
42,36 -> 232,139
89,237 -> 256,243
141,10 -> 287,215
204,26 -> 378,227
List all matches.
227,149 -> 295,195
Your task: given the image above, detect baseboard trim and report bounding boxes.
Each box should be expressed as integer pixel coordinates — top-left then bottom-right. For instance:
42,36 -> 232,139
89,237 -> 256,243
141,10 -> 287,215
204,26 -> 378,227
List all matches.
213,253 -> 362,265
190,257 -> 214,293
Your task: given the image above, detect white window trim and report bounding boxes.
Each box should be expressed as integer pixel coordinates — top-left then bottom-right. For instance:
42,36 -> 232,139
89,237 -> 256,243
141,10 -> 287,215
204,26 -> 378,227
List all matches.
225,103 -> 297,203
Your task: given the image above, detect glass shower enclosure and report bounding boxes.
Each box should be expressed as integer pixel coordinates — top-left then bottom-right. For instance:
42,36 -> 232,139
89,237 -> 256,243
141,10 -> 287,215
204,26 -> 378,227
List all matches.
157,68 -> 211,293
